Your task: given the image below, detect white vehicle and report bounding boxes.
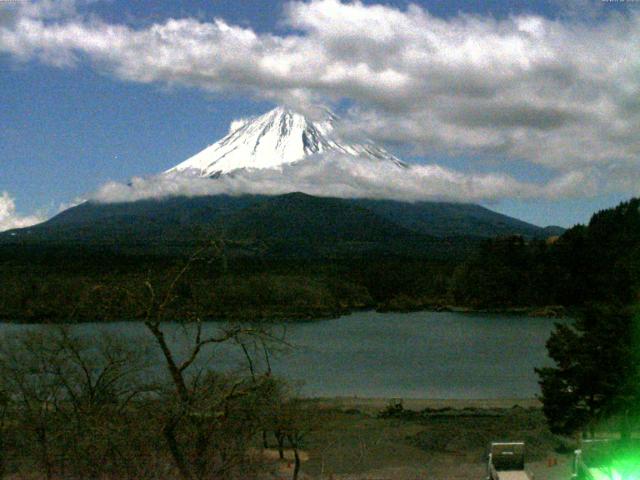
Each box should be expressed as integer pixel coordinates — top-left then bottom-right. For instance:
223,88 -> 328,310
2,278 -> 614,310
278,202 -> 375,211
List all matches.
487,442 -> 533,480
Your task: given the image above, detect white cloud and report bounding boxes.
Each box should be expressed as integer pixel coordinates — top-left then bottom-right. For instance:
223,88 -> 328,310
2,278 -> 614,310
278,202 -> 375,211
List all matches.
90,154 -> 598,205
1,0 -> 639,201
0,192 -> 45,232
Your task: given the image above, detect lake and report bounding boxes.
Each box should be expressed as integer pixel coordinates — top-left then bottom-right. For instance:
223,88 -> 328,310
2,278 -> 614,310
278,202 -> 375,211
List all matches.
0,311 -> 563,399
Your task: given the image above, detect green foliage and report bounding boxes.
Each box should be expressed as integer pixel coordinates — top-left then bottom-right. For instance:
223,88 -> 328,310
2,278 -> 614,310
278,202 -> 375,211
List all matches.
1,197 -> 638,323
449,236 -> 552,308
0,252 -> 460,322
0,193 -> 552,253
450,198 -> 640,309
536,305 -> 640,437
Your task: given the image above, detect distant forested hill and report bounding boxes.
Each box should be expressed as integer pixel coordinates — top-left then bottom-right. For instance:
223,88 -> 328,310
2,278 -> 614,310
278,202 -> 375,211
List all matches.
450,198 -> 640,309
0,193 -> 557,259
12,193 -> 640,324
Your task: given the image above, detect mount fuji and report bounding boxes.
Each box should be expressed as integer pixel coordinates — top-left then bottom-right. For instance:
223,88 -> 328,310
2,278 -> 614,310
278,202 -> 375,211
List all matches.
0,106 -> 563,256
166,106 -> 405,177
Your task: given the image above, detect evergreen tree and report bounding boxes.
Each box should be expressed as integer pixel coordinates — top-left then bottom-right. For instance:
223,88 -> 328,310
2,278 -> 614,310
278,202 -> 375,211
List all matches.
536,305 -> 640,438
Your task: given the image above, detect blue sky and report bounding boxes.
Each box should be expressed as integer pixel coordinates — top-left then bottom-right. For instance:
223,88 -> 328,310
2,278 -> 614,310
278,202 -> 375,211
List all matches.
1,0 -> 638,229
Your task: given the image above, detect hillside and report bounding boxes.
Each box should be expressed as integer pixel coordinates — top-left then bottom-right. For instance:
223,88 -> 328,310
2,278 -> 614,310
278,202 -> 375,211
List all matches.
0,193 -> 556,259
451,197 -> 640,309
0,191 -> 566,322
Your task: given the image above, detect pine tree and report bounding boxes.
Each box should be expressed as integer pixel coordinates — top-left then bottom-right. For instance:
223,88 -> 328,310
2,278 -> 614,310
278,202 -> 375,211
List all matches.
536,305 -> 639,438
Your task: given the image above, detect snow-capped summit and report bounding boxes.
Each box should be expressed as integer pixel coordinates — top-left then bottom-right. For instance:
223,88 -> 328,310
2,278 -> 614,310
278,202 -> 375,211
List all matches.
166,106 -> 404,177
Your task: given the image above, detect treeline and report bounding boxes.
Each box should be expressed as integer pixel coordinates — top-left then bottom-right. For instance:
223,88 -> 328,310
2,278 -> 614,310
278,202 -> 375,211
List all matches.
0,252 -> 455,323
529,199 -> 640,441
1,198 -> 639,323
451,198 -> 640,309
443,198 -> 640,443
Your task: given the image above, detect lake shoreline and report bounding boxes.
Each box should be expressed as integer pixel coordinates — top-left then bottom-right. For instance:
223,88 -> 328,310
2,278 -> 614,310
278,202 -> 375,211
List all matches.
307,396 -> 541,413
0,303 -> 570,324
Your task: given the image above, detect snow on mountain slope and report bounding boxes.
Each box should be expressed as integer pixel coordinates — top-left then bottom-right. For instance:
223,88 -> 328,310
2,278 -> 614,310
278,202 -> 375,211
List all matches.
166,107 -> 405,177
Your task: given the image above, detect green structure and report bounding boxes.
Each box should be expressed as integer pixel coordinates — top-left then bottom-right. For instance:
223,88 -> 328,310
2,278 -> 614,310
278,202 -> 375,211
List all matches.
572,440 -> 639,480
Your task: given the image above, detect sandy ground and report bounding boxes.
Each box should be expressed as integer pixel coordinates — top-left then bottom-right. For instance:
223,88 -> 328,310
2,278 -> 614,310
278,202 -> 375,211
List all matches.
320,458 -> 572,480
265,397 -> 572,480
271,456 -> 571,480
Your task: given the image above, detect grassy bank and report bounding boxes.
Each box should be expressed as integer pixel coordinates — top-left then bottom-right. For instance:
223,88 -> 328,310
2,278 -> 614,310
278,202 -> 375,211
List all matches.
277,398 -> 573,480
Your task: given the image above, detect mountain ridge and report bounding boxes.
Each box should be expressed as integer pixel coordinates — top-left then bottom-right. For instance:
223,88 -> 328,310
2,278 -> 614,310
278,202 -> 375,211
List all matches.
1,106 -> 564,256
0,192 -> 560,260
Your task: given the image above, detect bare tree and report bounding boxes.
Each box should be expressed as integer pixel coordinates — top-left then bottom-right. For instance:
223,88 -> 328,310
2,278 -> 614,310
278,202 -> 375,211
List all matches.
0,326 -> 153,479
266,386 -> 319,480
0,330 -> 67,479
236,331 -> 291,451
0,377 -> 9,478
0,241 -> 292,480
136,241 -> 287,480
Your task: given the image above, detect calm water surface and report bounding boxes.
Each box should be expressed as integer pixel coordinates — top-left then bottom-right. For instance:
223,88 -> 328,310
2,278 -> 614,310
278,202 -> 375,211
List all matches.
0,311 -> 562,399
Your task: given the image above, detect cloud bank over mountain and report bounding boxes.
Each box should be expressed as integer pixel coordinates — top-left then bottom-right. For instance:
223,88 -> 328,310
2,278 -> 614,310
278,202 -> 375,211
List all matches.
1,0 -> 639,201
0,192 -> 45,232
91,154 -> 596,204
